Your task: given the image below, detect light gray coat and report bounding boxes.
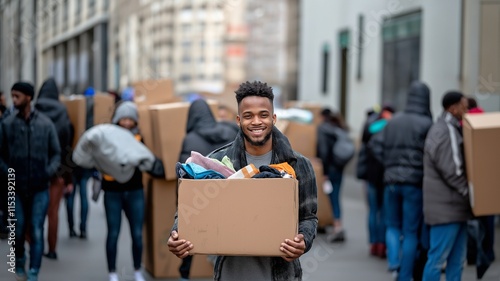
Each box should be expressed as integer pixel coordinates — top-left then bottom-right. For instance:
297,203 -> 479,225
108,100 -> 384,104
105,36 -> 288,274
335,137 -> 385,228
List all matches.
423,112 -> 473,225
72,124 -> 155,183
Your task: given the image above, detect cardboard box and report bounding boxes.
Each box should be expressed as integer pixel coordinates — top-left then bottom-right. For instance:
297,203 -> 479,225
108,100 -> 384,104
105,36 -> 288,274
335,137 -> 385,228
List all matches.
310,159 -> 333,228
137,105 -> 155,151
144,178 -> 213,278
60,95 -> 86,148
93,93 -> 115,125
133,79 -> 180,106
285,101 -> 325,125
282,121 -> 317,159
148,101 -> 220,180
463,112 -> 500,216
178,178 -> 299,256
149,103 -> 191,180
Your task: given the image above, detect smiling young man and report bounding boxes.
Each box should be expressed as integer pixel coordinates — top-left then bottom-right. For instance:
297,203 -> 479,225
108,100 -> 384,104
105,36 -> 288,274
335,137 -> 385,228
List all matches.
0,82 -> 61,281
168,81 -> 318,280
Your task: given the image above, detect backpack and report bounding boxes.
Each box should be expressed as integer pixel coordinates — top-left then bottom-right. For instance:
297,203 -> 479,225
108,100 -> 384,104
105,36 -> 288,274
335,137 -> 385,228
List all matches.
332,127 -> 355,167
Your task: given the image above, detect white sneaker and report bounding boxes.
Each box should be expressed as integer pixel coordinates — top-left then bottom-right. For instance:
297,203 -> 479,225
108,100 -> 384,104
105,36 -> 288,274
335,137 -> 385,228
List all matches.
134,270 -> 145,281
109,272 -> 119,281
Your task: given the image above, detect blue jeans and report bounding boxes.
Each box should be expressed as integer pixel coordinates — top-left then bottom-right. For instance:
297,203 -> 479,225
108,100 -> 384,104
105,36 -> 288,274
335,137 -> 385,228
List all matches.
384,184 -> 423,281
327,167 -> 343,220
15,189 -> 49,271
65,169 -> 91,232
104,189 -> 145,272
368,183 -> 385,244
423,222 -> 468,281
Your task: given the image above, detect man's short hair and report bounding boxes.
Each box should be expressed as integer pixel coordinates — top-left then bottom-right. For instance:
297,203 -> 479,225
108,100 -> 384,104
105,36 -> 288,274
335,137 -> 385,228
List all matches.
235,81 -> 274,105
442,91 -> 464,110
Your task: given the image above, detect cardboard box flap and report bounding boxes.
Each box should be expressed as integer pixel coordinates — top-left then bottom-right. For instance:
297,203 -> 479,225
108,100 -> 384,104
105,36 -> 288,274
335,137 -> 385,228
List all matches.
464,112 -> 500,129
149,102 -> 191,111
178,178 -> 298,256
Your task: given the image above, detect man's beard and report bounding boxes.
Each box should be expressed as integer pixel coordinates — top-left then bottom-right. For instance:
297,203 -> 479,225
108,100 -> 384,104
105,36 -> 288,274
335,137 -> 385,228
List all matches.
241,129 -> 272,147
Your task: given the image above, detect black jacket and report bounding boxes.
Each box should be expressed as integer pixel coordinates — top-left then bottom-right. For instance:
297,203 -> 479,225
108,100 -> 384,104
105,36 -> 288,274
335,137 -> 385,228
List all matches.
371,81 -> 433,186
35,78 -> 73,184
0,109 -> 61,193
316,121 -> 343,174
178,99 -> 238,162
210,127 -> 317,281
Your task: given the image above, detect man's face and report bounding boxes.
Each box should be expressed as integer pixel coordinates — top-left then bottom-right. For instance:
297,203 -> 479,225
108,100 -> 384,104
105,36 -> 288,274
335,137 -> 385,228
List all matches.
0,94 -> 6,106
237,96 -> 276,147
450,97 -> 468,120
118,117 -> 137,130
11,90 -> 31,110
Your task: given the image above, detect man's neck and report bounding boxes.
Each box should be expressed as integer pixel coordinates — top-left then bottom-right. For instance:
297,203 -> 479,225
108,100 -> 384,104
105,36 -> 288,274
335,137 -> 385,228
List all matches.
244,140 -> 273,156
21,105 -> 32,120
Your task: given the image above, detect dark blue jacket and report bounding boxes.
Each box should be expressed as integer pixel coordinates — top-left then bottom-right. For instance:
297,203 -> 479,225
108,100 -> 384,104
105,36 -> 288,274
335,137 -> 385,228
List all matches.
0,109 -> 61,193
35,78 -> 73,184
371,81 -> 433,186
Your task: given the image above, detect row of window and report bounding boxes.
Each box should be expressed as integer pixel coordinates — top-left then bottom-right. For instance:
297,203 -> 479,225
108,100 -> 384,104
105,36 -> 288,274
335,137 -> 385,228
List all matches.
179,73 -> 222,82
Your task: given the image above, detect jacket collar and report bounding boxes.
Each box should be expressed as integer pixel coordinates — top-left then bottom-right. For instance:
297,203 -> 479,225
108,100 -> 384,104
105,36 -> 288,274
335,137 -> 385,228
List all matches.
442,111 -> 461,128
211,126 -> 297,171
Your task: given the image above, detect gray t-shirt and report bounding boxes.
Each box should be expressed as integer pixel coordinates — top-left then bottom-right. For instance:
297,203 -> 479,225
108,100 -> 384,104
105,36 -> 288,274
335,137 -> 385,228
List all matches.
219,150 -> 274,281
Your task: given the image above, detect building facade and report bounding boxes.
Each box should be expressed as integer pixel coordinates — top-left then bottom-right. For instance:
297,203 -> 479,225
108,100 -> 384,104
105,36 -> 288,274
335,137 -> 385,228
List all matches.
0,0 -> 37,101
36,0 -> 110,95
110,0 -> 230,94
299,0 -> 500,134
245,0 -> 299,106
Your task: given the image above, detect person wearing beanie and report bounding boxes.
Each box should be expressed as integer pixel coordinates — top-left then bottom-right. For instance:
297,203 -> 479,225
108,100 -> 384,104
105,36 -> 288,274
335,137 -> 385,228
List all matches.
102,101 -> 146,281
422,91 -> 471,280
0,82 -> 61,281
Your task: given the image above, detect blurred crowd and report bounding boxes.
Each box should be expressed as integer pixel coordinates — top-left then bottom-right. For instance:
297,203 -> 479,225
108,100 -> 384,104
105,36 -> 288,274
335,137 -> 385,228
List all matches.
0,78 -> 497,281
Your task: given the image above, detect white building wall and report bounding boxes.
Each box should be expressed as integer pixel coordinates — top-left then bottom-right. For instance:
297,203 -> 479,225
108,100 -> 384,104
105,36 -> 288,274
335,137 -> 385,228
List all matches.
420,0 -> 461,118
300,0 -> 468,134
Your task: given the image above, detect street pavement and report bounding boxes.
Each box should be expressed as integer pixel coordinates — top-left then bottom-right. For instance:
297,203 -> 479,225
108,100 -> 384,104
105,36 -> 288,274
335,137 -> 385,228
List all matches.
1,175 -> 499,280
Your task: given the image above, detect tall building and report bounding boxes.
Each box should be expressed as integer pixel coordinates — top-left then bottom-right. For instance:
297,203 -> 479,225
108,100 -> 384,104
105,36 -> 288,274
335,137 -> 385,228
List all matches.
111,0 -> 229,94
37,0 -> 111,94
0,0 -> 37,100
299,0 -> 500,134
245,0 -> 299,106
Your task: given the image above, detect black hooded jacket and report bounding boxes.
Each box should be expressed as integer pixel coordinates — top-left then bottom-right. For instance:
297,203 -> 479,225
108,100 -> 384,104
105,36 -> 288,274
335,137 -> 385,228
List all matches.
371,81 -> 433,187
178,99 -> 238,162
35,78 -> 73,184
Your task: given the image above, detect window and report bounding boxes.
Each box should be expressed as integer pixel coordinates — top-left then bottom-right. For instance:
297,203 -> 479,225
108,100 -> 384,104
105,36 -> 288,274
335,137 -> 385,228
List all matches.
321,43 -> 330,94
52,3 -> 58,35
381,11 -> 422,110
63,0 -> 68,27
180,74 -> 192,81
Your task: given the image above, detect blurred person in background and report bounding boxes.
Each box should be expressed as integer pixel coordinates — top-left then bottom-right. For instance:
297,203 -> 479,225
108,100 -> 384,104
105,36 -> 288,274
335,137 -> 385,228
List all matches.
177,98 -> 239,281
422,92 -> 472,281
317,108 -> 351,242
466,97 -> 484,114
102,101 -> 147,281
0,91 -> 6,117
0,90 -> 8,239
371,81 -> 433,280
35,78 -> 73,260
363,105 -> 395,258
64,87 -> 95,239
0,82 -> 61,281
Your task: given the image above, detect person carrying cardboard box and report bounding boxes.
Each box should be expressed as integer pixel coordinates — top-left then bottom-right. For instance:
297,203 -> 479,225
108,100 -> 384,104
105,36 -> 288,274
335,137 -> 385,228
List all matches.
422,91 -> 473,280
168,81 -> 318,281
